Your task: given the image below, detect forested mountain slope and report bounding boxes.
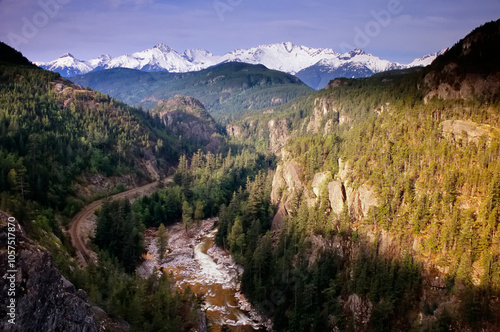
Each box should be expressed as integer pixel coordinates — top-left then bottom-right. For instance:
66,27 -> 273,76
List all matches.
0,43 -> 206,331
71,62 -> 314,121
0,43 -> 183,220
217,19 -> 500,331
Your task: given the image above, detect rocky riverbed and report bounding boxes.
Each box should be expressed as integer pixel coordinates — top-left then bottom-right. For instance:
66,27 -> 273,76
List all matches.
138,218 -> 272,331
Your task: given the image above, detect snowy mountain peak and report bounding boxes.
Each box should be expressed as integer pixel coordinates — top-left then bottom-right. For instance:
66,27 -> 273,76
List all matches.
283,41 -> 294,53
349,48 -> 366,56
153,43 -> 172,53
407,48 -> 447,67
36,52 -> 92,77
98,54 -> 113,61
88,54 -> 113,69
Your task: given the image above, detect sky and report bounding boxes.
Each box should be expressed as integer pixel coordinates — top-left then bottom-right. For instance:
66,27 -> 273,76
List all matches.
0,0 -> 499,64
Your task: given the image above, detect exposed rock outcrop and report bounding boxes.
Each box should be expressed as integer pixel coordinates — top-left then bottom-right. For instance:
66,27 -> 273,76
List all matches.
270,151 -> 313,228
328,180 -> 346,215
346,185 -> 379,220
343,294 -> 373,332
270,158 -> 310,208
441,119 -> 499,145
423,71 -> 500,102
0,211 -> 98,332
272,154 -> 378,222
268,119 -> 290,154
337,158 -> 351,183
307,97 -> 344,135
226,124 -> 243,139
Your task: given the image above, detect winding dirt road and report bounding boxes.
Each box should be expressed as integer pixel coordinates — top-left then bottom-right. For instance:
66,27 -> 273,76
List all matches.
69,177 -> 172,266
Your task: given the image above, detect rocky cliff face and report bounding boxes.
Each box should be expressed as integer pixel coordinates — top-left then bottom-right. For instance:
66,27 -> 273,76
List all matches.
423,70 -> 500,102
226,124 -> 243,139
441,119 -> 500,145
268,119 -> 290,154
0,211 -> 98,332
271,155 -> 311,209
307,97 -> 344,135
226,95 -> 350,156
271,152 -> 378,227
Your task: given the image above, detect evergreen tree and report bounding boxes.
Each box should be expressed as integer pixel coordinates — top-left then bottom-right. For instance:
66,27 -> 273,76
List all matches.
228,216 -> 245,256
156,223 -> 169,259
194,200 -> 205,221
182,200 -> 193,231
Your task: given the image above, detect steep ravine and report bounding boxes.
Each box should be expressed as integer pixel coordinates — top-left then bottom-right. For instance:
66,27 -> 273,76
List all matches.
139,219 -> 272,331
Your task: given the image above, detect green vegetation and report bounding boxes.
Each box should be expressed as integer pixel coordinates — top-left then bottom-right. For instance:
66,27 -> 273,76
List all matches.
0,43 -> 203,331
3,20 -> 500,332
156,223 -> 169,259
0,54 -> 181,222
215,170 -> 274,260
71,62 -> 314,122
72,254 -> 202,332
132,148 -> 275,228
213,20 -> 500,330
94,199 -> 144,272
86,147 -> 274,330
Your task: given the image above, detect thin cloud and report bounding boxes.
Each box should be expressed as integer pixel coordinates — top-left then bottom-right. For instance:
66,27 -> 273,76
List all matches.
3,0 -> 500,64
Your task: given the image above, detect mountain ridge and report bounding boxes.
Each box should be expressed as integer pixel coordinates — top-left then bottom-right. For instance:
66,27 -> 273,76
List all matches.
71,62 -> 314,121
35,42 -> 441,89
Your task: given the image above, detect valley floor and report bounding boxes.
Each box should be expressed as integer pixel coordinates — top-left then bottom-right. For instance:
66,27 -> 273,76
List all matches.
139,218 -> 272,331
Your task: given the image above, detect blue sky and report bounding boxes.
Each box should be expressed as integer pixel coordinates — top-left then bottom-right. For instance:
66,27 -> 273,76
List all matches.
1,0 -> 499,63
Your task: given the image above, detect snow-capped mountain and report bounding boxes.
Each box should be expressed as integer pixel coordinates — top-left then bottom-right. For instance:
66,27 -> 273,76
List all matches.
36,53 -> 94,77
219,42 -> 339,75
295,61 -> 377,91
102,43 -> 213,73
87,54 -> 113,71
295,49 -> 405,89
35,42 -> 442,89
295,48 -> 444,89
406,48 -> 447,68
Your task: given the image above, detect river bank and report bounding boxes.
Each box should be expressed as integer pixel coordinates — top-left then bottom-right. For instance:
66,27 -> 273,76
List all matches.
138,218 -> 272,331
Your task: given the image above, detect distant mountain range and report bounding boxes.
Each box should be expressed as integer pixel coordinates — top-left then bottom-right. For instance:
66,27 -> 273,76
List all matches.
35,43 -> 444,90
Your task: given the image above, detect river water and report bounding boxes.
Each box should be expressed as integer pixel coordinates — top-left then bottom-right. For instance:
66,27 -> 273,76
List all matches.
139,219 -> 268,331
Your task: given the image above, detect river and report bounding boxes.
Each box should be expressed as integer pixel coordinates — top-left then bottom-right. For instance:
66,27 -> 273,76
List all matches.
139,219 -> 269,331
